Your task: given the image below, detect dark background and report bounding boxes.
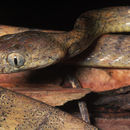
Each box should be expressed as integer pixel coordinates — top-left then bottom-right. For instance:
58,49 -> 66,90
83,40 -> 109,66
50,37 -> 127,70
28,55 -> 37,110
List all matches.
0,1 -> 130,31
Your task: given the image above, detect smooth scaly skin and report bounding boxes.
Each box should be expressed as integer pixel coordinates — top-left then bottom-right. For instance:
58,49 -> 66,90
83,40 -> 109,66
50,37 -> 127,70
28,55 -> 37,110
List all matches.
0,87 -> 97,130
68,34 -> 130,68
0,6 -> 129,73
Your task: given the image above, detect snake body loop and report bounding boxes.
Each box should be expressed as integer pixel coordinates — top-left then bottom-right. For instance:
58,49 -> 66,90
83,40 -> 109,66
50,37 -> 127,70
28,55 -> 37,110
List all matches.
67,6 -> 130,57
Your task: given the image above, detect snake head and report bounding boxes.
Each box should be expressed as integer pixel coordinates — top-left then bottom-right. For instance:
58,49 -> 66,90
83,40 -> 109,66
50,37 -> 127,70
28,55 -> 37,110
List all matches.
0,31 -> 66,73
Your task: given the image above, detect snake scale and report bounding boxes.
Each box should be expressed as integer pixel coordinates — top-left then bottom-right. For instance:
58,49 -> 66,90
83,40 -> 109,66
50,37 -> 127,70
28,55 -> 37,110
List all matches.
0,6 -> 130,130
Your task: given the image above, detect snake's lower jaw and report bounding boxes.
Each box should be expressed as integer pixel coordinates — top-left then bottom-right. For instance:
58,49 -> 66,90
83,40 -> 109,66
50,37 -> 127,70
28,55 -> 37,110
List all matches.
0,65 -> 21,73
0,57 -> 59,73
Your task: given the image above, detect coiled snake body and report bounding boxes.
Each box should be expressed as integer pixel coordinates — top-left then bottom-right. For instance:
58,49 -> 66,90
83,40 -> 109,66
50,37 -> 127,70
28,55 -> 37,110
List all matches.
0,6 -> 130,130
0,6 -> 129,73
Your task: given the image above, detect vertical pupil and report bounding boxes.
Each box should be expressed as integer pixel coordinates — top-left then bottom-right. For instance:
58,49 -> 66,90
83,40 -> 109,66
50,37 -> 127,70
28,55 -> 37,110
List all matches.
14,57 -> 18,66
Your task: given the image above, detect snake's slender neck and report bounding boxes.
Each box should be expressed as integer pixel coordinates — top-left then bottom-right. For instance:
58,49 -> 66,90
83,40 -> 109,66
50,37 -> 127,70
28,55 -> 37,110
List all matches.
63,29 -> 87,57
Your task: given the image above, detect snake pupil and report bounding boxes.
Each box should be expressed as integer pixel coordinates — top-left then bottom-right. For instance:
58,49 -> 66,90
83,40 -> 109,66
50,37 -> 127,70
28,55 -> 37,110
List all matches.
14,57 -> 18,66
8,53 -> 25,68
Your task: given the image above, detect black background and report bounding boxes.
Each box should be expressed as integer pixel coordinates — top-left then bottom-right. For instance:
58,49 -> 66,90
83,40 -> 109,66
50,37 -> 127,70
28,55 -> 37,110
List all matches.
0,1 -> 130,30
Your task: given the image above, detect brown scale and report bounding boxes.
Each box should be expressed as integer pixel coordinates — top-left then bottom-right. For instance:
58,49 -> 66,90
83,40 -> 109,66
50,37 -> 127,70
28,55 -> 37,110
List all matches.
68,34 -> 130,68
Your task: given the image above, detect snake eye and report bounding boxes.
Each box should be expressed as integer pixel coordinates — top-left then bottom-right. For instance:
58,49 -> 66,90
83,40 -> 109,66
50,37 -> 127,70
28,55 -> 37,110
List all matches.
7,53 -> 25,67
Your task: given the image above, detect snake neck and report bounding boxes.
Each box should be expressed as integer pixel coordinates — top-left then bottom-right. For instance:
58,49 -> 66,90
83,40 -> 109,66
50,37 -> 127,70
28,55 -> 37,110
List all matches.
63,29 -> 87,57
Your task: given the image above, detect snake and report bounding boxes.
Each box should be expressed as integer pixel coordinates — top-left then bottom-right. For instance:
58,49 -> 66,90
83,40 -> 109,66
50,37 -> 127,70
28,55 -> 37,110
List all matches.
0,6 -> 129,73
0,6 -> 130,130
